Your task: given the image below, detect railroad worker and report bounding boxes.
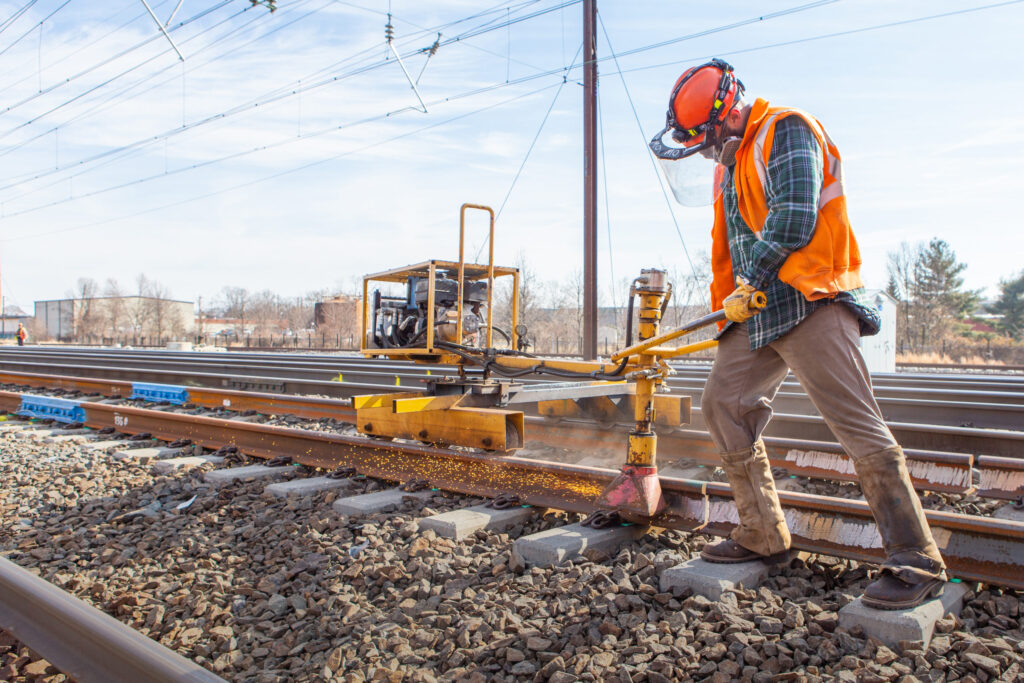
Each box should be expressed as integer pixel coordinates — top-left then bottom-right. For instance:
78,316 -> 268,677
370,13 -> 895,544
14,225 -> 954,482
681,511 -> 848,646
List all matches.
16,322 -> 26,346
648,59 -> 945,610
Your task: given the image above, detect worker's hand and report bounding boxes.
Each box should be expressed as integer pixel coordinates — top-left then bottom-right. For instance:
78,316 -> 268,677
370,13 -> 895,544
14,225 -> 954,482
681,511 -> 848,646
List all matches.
723,277 -> 763,323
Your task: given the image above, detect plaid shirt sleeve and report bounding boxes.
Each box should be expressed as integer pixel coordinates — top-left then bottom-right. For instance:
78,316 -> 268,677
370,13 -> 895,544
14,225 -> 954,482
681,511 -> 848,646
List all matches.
740,116 -> 824,290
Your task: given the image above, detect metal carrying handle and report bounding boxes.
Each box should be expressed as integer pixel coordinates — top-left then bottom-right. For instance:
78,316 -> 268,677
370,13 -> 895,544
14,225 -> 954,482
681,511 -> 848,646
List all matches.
457,203 -> 496,347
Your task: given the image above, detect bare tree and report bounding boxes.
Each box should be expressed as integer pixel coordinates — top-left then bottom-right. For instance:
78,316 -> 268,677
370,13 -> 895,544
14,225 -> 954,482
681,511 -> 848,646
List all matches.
102,278 -> 126,340
887,242 -> 921,352
125,275 -> 153,342
250,290 -> 280,337
146,279 -> 177,342
67,278 -> 100,342
221,287 -> 251,337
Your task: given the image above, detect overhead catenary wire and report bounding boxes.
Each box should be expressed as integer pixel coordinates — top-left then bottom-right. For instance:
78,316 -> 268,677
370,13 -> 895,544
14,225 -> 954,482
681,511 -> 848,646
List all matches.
0,0 -> 73,59
1,0 -> 819,212
0,0 -> 559,189
0,0 -> 170,96
4,0 -> 1014,228
2,50 -> 581,222
596,10 -> 708,308
472,41 -> 584,262
596,85 -> 616,313
611,0 -> 1024,77
0,0 -> 327,190
0,0 -> 39,37
0,0 -> 831,188
0,80 -> 562,242
0,0 -> 241,138
0,2 -> 581,214
0,0 -> 823,194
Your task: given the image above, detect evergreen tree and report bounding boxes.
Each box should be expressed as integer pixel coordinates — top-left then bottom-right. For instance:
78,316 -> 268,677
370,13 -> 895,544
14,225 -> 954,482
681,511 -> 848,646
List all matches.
990,271 -> 1024,340
912,238 -> 979,319
884,274 -> 901,302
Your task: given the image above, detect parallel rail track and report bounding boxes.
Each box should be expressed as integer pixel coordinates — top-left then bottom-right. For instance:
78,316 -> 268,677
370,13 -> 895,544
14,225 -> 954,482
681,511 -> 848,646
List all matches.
2,390 -> 1022,590
3,368 -> 1023,500
2,348 -> 1023,454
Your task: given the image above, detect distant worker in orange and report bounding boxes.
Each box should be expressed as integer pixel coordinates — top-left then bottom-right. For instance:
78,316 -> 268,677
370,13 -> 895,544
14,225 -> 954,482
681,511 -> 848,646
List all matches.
648,59 -> 945,609
16,322 -> 27,346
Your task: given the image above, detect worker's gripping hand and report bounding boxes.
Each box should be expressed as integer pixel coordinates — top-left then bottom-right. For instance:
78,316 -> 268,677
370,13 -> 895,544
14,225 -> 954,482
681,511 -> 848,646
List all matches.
723,277 -> 763,323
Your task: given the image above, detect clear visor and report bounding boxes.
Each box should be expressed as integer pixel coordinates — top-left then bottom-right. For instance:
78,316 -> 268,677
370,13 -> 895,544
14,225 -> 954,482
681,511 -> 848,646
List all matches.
649,126 -> 724,207
657,154 -> 722,207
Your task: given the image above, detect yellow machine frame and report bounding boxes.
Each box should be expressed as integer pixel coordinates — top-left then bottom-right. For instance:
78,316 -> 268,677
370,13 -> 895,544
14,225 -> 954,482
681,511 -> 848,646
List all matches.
353,204 -> 765,519
360,203 -> 520,365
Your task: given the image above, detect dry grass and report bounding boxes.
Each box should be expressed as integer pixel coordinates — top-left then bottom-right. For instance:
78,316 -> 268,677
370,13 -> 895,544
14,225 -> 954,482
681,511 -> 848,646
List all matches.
897,351 -> 1006,366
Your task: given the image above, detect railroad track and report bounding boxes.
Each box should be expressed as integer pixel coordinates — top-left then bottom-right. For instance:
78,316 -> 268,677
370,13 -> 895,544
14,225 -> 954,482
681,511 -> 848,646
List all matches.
0,397 -> 1019,679
2,347 -> 1024,450
3,350 -> 1024,680
0,377 -> 1021,587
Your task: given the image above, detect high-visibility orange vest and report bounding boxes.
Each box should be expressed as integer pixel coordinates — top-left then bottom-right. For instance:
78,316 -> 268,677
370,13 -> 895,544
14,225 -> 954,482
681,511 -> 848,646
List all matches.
710,98 -> 864,322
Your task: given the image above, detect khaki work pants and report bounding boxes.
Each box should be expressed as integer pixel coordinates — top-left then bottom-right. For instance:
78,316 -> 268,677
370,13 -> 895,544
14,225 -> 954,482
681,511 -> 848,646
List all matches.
702,304 -> 942,567
702,304 -> 896,457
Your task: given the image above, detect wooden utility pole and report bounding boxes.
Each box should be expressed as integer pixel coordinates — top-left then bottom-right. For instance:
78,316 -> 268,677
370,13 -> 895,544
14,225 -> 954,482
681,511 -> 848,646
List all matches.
582,0 -> 598,359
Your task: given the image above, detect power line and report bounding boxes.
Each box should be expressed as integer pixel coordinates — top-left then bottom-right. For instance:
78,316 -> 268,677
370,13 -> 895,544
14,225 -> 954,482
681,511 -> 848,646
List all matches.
599,11 -> 708,305
613,0 -> 1024,75
6,0 -> 1001,224
0,0 -> 554,182
0,81 -> 560,242
0,0 -> 169,96
1,49 -> 581,219
0,0 -> 39,37
0,0 -> 832,217
0,0 -> 324,189
472,41 -> 583,261
0,0 -> 73,59
0,0 -> 240,130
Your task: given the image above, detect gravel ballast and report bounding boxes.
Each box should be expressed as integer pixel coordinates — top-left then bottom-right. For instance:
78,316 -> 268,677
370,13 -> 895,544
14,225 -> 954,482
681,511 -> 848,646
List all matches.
1,417 -> 1022,682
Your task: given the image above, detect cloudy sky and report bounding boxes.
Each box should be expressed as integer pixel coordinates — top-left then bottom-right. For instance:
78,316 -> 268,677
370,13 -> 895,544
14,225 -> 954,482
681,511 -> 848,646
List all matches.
0,0 -> 1021,311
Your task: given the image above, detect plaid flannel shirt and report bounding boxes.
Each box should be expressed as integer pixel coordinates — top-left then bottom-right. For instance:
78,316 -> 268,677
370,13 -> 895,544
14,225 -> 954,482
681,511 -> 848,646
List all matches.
720,116 -> 880,350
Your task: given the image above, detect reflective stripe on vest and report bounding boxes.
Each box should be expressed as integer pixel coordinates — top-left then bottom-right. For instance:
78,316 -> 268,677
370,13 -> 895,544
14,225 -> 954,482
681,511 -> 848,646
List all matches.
749,109 -> 845,220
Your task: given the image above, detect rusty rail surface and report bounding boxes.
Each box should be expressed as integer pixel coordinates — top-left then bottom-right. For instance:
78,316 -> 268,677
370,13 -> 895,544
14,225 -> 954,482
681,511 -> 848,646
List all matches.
0,557 -> 224,683
2,370 -> 1019,499
2,390 -> 1022,589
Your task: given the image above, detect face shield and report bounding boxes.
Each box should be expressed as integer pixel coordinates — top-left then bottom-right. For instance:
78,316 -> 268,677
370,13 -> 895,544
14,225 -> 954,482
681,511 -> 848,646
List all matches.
649,125 -> 723,207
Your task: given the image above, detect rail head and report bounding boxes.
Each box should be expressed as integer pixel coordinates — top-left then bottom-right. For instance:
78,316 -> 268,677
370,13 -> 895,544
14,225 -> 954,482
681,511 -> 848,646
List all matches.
0,556 -> 224,683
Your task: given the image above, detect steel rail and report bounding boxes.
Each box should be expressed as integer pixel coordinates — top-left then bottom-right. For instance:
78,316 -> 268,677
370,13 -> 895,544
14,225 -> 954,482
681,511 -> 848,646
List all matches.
5,357 -> 1022,457
7,356 -> 1023,434
6,347 -> 1024,392
4,370 -> 1020,498
0,557 -> 224,683
1,392 -> 1019,589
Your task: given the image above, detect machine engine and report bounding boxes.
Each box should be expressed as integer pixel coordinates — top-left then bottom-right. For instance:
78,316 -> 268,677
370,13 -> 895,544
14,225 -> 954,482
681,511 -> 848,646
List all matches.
371,274 -> 488,348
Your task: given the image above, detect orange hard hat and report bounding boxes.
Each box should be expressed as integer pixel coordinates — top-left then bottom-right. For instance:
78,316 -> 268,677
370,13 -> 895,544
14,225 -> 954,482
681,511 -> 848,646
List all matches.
666,59 -> 744,148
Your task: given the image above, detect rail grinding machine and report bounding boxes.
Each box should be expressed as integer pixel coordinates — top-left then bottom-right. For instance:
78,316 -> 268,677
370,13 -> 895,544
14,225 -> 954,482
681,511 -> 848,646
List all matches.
356,203 -> 765,521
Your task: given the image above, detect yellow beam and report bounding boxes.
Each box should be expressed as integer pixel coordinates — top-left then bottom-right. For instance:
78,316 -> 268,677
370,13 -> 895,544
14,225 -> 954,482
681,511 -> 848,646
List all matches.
392,394 -> 464,413
357,404 -> 524,451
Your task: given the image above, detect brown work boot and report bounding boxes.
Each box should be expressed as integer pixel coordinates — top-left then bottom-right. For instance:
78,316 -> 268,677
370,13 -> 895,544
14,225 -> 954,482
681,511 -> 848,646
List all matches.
701,538 -> 790,565
711,440 -> 791,558
855,446 -> 947,610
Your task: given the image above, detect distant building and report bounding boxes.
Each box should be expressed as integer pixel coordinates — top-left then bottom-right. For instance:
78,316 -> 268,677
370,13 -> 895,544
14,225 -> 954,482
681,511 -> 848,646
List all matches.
860,290 -> 897,373
34,296 -> 195,342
